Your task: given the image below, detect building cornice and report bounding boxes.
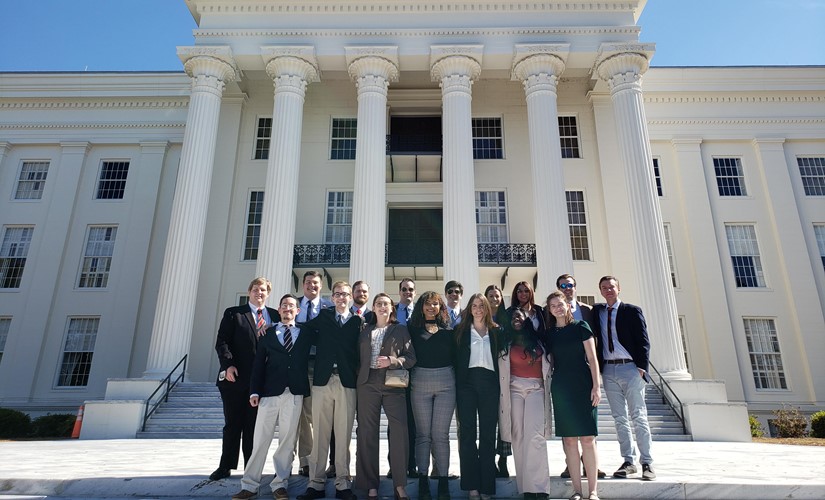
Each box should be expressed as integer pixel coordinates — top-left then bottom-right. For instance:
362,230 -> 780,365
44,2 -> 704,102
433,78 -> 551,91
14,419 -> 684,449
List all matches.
643,95 -> 825,104
193,26 -> 640,39
0,122 -> 188,130
647,118 -> 825,127
0,98 -> 190,110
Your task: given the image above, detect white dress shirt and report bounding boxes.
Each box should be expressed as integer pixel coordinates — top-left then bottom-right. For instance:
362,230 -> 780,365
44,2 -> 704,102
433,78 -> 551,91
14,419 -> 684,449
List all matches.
468,325 -> 495,371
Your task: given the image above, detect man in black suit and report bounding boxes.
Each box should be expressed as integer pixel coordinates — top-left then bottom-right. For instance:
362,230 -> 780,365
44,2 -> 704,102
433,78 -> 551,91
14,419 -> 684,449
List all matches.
210,277 -> 276,482
592,276 -> 656,481
554,273 -> 606,480
298,281 -> 362,500
233,294 -> 315,500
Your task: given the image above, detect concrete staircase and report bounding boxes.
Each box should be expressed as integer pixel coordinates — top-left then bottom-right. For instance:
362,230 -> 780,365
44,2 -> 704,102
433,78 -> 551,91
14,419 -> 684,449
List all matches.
137,382 -> 690,440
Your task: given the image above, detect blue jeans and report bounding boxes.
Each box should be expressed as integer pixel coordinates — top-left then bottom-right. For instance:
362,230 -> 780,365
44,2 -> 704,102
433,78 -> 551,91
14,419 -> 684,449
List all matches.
603,362 -> 653,465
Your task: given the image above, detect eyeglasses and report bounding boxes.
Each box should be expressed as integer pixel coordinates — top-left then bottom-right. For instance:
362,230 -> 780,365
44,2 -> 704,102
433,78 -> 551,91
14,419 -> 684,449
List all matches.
447,289 -> 462,295
401,287 -> 414,292
559,283 -> 575,290
333,292 -> 351,298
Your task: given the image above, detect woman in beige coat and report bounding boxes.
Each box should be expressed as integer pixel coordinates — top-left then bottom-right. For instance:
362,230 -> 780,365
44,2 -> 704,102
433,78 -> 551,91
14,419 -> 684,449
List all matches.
498,309 -> 552,500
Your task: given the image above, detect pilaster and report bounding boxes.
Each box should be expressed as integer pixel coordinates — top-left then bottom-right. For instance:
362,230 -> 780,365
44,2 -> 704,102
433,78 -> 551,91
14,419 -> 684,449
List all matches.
512,45 -> 571,298
431,45 -> 483,299
595,44 -> 689,379
255,46 -> 319,296
144,47 -> 237,376
346,47 -> 399,293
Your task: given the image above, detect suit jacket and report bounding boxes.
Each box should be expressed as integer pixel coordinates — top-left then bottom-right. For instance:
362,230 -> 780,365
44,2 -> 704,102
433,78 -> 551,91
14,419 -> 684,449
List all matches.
215,304 -> 277,392
250,323 -> 315,397
303,308 -> 362,389
592,301 -> 650,380
453,322 -> 502,386
357,323 -> 416,385
351,305 -> 375,324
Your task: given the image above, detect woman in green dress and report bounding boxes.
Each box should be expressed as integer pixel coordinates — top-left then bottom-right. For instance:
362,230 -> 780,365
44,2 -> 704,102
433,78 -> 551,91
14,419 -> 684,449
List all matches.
546,291 -> 601,500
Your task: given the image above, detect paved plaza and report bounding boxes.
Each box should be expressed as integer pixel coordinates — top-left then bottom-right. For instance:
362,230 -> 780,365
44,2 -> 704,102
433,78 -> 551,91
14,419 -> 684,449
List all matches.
0,438 -> 823,500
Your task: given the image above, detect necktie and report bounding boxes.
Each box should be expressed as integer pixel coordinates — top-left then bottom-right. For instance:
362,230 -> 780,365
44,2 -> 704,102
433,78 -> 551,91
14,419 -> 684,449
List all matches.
283,326 -> 294,352
356,308 -> 362,317
450,309 -> 457,324
607,306 -> 615,353
256,309 -> 266,337
305,300 -> 314,321
400,305 -> 407,322
337,314 -> 344,327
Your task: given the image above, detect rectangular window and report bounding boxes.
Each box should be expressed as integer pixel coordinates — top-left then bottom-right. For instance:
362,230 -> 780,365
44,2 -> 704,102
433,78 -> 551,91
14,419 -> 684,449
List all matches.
330,118 -> 357,160
243,191 -> 264,261
0,226 -> 33,289
678,316 -> 689,371
96,161 -> 130,200
15,161 -> 50,199
725,224 -> 766,288
566,190 -> 590,261
743,318 -> 787,390
78,226 -> 117,288
798,157 -> 825,196
325,191 -> 353,244
663,223 -> 678,287
472,118 -> 503,159
238,295 -> 249,307
578,295 -> 595,306
57,317 -> 99,387
0,317 -> 10,364
475,191 -> 508,243
558,116 -> 581,159
713,157 -> 747,196
814,224 -> 825,272
652,158 -> 663,196
254,117 -> 273,160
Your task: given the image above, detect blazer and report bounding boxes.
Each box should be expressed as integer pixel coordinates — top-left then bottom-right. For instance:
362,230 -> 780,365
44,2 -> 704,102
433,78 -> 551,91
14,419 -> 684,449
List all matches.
453,322 -> 502,385
303,308 -> 362,389
215,304 -> 278,392
498,346 -> 553,441
592,301 -> 651,380
356,323 -> 416,386
250,323 -> 315,398
352,305 -> 376,324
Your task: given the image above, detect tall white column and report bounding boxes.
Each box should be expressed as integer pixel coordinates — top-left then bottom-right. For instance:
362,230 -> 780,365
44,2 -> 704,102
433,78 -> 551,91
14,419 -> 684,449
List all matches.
431,46 -> 483,297
145,47 -> 237,376
346,48 -> 399,293
595,45 -> 689,380
512,46 -> 572,298
255,47 -> 319,295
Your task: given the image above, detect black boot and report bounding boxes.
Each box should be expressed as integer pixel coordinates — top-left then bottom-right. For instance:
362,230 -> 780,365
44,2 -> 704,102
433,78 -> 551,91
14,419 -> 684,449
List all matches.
437,476 -> 450,500
418,474 -> 432,500
496,456 -> 509,478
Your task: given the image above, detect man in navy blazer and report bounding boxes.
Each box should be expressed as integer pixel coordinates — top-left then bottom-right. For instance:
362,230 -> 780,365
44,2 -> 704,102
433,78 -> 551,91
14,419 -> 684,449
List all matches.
233,294 -> 315,500
592,276 -> 656,481
210,277 -> 276,482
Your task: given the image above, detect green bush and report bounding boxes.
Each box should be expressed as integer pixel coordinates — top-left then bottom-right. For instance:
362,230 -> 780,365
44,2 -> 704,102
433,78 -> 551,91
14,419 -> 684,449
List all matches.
772,405 -> 808,438
749,414 -> 765,438
810,410 -> 825,439
31,413 -> 76,438
0,408 -> 32,438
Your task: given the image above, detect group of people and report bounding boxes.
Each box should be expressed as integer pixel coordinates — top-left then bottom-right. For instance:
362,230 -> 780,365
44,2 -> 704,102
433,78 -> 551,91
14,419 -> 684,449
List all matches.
212,271 -> 656,500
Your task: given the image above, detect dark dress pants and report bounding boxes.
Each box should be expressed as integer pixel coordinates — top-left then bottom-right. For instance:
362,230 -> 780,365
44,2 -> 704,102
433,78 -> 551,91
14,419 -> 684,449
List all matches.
218,386 -> 258,469
456,368 -> 498,495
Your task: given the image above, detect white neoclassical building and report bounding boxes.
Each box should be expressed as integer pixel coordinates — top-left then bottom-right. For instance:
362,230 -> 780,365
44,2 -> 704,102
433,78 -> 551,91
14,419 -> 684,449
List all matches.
0,0 -> 823,437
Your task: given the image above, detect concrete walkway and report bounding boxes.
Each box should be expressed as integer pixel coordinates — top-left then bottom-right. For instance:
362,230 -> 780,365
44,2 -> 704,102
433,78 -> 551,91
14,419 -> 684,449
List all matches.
0,438 -> 823,500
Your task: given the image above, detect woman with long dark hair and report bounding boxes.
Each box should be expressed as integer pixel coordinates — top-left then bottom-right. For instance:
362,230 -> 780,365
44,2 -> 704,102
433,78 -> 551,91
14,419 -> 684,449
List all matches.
408,291 -> 455,500
498,309 -> 552,500
454,293 -> 501,500
355,293 -> 416,500
484,284 -> 511,478
546,291 -> 601,500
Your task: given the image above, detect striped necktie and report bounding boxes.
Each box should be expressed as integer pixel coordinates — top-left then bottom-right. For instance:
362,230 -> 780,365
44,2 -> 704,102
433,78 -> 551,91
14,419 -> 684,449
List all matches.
256,309 -> 266,337
283,326 -> 294,352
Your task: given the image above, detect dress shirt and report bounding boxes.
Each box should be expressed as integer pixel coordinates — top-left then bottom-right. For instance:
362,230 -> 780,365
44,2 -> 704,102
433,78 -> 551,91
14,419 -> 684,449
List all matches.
351,305 -> 369,317
336,309 -> 352,324
569,300 -> 583,322
300,297 -> 320,322
599,299 -> 633,361
397,303 -> 412,325
468,325 -> 495,371
248,302 -> 273,327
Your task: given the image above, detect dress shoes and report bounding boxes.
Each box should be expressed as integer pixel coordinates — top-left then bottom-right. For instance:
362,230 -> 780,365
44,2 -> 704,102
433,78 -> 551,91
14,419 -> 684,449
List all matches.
274,487 -> 289,500
232,490 -> 258,500
335,488 -> 357,500
297,488 -> 325,500
209,467 -> 231,481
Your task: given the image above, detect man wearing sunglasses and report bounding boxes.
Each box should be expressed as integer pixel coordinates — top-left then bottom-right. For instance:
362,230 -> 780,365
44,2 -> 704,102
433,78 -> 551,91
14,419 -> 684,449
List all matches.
444,280 -> 464,328
396,278 -> 416,326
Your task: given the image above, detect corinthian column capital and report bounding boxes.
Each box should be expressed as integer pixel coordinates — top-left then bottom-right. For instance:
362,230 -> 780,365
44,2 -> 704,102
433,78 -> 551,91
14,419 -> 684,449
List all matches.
430,45 -> 483,82
594,43 -> 655,93
512,48 -> 567,98
346,47 -> 400,97
177,46 -> 238,96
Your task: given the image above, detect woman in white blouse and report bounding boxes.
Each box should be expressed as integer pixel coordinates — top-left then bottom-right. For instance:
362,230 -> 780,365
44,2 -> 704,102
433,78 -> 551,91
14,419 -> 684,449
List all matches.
355,293 -> 416,500
453,293 -> 502,500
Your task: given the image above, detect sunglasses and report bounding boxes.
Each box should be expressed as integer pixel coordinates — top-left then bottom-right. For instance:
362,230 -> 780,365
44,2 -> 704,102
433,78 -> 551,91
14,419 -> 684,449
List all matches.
401,287 -> 414,292
447,289 -> 463,295
559,283 -> 575,290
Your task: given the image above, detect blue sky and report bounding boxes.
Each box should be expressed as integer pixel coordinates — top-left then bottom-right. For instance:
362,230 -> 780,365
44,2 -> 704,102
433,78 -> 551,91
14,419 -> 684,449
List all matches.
0,0 -> 822,72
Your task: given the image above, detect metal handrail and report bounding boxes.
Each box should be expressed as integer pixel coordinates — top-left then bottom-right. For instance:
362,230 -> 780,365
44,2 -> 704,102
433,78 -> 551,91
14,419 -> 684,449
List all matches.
648,361 -> 687,435
141,354 -> 187,432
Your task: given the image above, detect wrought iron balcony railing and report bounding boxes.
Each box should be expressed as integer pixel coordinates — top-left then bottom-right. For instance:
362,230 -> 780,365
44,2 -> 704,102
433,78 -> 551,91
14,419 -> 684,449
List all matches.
292,243 -> 537,267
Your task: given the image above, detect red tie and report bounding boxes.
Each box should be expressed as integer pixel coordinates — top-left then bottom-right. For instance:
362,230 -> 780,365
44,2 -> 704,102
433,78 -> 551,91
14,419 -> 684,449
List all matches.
256,309 -> 266,337
607,306 -> 615,353
356,308 -> 362,316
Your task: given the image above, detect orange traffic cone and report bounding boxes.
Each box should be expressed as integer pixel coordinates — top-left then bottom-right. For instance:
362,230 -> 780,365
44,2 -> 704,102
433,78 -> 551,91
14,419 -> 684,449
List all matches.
71,404 -> 84,438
